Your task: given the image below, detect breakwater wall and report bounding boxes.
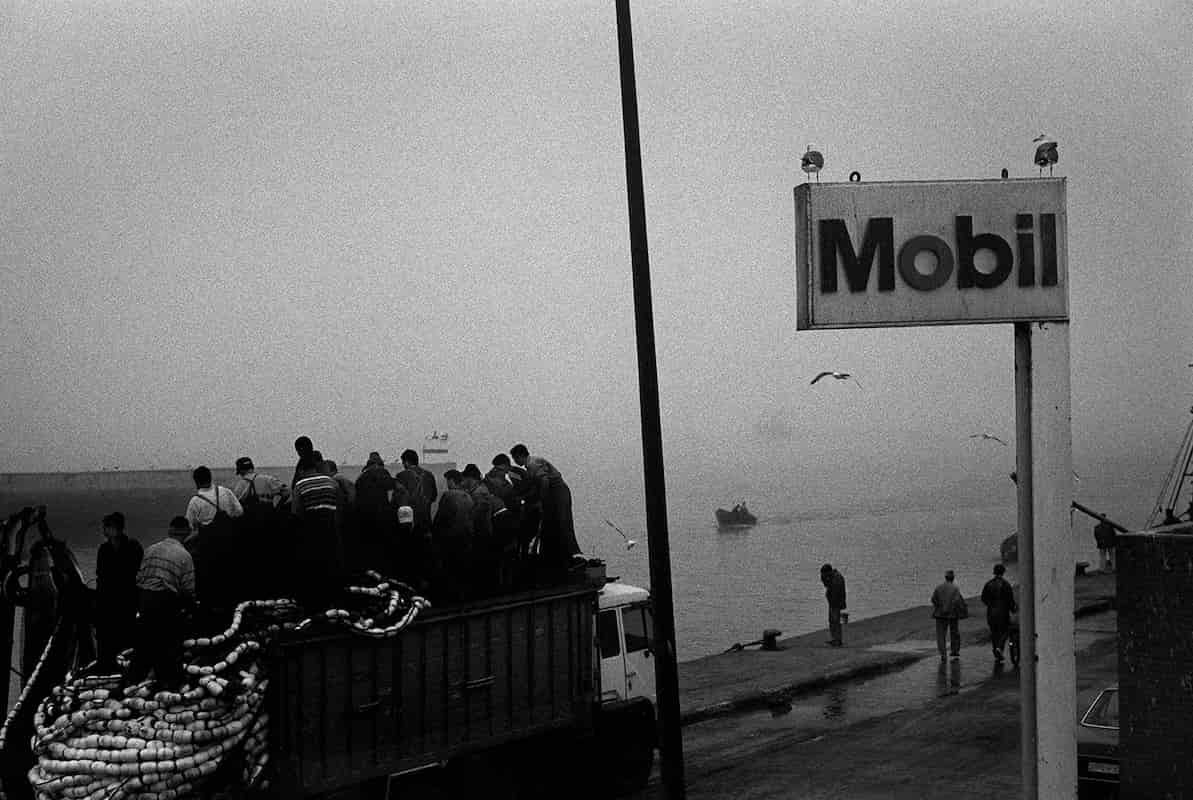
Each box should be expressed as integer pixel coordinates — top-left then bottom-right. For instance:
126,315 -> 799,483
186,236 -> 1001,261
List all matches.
0,469 -> 301,494
1,462 -> 456,496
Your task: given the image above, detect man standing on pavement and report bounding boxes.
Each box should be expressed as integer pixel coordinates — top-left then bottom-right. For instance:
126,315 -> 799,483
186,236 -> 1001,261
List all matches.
980,564 -> 1017,664
931,569 -> 968,661
1093,519 -> 1117,572
820,563 -> 847,646
95,512 -> 143,669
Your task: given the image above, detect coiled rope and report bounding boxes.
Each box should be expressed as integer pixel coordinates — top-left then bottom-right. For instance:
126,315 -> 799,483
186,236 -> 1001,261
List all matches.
9,574 -> 428,800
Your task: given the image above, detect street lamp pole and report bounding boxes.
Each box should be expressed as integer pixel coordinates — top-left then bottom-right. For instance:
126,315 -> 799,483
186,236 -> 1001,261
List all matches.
614,1 -> 686,797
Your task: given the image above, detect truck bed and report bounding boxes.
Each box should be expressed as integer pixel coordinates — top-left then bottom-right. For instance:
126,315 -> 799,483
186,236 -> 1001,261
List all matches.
269,582 -> 598,797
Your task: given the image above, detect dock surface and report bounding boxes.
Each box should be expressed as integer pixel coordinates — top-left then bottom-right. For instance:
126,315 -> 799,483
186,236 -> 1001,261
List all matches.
677,571 -> 1114,723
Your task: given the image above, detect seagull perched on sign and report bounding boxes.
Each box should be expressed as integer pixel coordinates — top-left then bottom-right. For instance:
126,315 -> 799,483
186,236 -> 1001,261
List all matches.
969,433 -> 1008,446
604,519 -> 637,550
810,371 -> 861,389
1033,134 -> 1058,176
801,145 -> 824,182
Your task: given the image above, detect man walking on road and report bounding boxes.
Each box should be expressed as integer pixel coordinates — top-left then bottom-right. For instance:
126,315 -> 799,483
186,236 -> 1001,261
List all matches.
980,564 -> 1017,663
931,569 -> 967,661
820,563 -> 847,647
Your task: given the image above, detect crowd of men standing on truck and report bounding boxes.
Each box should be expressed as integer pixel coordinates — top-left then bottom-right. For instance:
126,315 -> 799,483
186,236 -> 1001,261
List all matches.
92,437 -> 586,685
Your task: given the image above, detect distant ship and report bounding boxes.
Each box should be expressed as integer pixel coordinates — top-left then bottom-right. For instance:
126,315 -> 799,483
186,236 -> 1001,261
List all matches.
420,430 -> 456,474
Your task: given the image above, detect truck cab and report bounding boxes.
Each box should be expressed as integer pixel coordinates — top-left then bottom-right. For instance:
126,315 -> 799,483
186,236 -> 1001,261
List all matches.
597,582 -> 655,703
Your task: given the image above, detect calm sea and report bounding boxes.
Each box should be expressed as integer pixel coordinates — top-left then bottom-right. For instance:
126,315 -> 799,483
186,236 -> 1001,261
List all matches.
0,460 -> 1159,662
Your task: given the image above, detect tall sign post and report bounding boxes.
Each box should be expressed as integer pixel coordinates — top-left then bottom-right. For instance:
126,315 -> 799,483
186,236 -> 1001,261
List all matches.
795,178 -> 1074,798
615,1 -> 686,798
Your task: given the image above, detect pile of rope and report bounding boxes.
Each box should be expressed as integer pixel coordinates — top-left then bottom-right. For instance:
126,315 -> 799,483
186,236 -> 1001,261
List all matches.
13,574 -> 429,800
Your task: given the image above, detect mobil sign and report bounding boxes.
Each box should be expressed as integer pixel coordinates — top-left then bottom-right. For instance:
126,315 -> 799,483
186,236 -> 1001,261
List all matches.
794,178 -> 1068,329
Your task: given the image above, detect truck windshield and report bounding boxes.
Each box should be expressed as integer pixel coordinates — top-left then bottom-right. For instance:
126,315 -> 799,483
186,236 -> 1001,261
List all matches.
623,605 -> 653,653
598,610 -> 621,657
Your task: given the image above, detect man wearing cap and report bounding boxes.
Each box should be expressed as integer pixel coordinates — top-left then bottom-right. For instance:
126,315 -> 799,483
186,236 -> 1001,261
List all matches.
129,517 -> 196,687
232,457 -> 289,510
820,563 -> 847,647
95,512 -> 143,668
980,564 -> 1017,663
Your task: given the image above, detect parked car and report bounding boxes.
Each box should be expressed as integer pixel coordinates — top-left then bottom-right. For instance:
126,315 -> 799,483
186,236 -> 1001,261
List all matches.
1077,686 -> 1119,799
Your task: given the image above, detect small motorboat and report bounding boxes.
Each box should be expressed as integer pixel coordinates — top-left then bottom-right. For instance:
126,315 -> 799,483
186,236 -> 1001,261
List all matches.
716,503 -> 757,528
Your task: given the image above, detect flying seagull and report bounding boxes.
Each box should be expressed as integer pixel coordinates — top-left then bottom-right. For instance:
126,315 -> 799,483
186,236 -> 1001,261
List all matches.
1033,134 -> 1058,176
810,371 -> 861,389
801,145 -> 824,182
604,519 -> 637,550
969,433 -> 1008,446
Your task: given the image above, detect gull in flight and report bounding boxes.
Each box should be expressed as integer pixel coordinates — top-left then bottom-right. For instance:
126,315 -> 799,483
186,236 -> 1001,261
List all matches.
1033,134 -> 1058,176
605,519 -> 637,550
810,371 -> 861,389
969,433 -> 1008,446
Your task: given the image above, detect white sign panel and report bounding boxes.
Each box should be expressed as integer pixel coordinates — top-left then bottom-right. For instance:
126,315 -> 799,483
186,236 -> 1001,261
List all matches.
795,178 -> 1068,329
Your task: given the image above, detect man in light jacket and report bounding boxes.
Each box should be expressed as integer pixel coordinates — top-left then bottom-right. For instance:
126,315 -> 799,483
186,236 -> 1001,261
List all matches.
931,569 -> 967,661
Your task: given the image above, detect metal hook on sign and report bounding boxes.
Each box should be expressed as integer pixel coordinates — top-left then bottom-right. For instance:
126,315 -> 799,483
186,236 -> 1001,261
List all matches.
849,171 -> 861,183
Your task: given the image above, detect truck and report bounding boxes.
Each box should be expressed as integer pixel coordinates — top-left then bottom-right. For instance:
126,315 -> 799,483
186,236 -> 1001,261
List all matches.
267,575 -> 658,797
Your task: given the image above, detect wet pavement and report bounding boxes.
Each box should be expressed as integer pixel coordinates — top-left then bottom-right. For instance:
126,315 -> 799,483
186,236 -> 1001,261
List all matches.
676,571 -> 1117,725
657,608 -> 1119,797
681,640 -> 1023,760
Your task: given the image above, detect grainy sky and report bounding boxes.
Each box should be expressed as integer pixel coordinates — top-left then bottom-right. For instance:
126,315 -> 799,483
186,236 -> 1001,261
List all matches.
2,1 -> 1191,492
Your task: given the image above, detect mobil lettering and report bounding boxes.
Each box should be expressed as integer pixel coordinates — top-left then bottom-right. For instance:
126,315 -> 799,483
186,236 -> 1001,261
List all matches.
818,214 -> 1059,294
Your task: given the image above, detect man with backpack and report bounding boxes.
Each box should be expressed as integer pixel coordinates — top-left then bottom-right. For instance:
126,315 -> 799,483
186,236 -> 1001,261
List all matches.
232,456 -> 289,511
184,465 -> 244,533
183,466 -> 244,619
394,449 -> 439,536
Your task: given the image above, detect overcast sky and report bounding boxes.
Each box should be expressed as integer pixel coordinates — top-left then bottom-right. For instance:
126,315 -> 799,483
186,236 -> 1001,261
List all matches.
2,1 -> 1191,491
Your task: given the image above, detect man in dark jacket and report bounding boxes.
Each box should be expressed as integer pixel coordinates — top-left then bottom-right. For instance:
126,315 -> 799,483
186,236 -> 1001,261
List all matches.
980,563 -> 1017,663
820,563 -> 847,647
354,452 -> 396,572
431,470 -> 474,602
395,449 -> 439,537
95,512 -> 143,668
510,444 -> 582,570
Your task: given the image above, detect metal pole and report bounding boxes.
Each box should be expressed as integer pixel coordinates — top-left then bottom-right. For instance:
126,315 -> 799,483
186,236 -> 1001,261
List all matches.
1015,321 -> 1076,799
1014,322 -> 1038,798
613,2 -> 685,797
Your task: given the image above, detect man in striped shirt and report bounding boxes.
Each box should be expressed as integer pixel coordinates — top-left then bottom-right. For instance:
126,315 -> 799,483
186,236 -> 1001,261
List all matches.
291,459 -> 347,608
128,517 -> 195,687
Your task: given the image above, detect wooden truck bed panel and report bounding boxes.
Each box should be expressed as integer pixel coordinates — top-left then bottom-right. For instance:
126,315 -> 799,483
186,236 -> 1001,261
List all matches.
272,585 -> 597,797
